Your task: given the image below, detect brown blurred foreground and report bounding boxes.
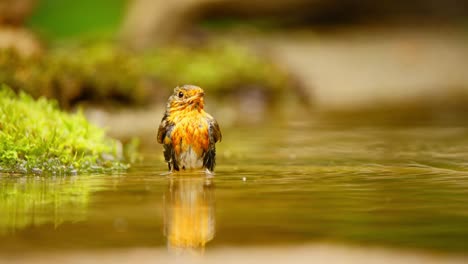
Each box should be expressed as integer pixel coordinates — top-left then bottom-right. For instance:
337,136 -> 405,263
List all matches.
2,244 -> 467,264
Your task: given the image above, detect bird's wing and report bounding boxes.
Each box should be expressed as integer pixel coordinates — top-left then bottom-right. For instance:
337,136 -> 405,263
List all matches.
209,117 -> 222,143
157,113 -> 178,170
203,117 -> 221,171
157,113 -> 170,144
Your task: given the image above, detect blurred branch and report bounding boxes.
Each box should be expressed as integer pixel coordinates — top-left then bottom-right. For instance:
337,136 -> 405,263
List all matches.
120,0 -> 468,50
120,0 -> 208,49
119,0 -> 319,49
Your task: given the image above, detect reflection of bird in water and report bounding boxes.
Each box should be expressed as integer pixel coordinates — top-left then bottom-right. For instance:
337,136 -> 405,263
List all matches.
157,85 -> 222,173
163,176 -> 215,254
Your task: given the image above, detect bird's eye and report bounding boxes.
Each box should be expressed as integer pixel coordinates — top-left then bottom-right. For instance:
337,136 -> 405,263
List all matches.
178,92 -> 184,98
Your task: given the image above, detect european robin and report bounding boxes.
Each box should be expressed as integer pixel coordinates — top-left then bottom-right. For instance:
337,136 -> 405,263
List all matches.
157,85 -> 222,173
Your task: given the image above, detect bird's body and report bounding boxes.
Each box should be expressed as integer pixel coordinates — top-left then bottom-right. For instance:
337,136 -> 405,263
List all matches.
157,85 -> 221,173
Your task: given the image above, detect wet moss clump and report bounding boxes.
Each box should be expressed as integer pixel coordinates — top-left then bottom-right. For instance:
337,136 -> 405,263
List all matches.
0,85 -> 128,175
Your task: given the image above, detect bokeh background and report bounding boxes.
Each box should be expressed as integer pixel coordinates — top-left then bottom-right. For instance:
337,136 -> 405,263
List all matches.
2,2 -> 468,263
2,0 -> 468,141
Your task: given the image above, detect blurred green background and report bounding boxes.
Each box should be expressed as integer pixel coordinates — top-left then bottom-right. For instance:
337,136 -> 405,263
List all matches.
1,0 -> 467,131
27,0 -> 126,39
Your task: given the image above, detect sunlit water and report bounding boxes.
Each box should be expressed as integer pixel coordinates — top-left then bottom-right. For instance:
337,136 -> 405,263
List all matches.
1,123 -> 468,256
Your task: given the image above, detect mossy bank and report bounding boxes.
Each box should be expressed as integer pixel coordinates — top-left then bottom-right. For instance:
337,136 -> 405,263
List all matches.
0,40 -> 292,108
0,86 -> 128,175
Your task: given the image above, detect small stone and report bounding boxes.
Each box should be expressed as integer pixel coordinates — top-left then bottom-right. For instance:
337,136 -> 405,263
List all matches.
101,153 -> 115,161
32,168 -> 42,175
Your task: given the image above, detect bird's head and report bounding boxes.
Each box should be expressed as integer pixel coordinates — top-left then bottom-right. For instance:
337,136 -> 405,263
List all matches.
167,85 -> 205,112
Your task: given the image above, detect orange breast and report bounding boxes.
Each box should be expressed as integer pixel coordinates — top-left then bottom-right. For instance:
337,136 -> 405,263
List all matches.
170,111 -> 210,158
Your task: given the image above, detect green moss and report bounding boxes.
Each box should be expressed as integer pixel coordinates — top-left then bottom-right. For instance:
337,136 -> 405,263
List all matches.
143,41 -> 290,95
0,40 -> 292,107
0,44 -> 147,108
0,85 -> 128,175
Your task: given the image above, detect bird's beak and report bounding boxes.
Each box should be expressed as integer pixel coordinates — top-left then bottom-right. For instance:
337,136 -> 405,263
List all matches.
195,91 -> 205,99
187,91 -> 204,104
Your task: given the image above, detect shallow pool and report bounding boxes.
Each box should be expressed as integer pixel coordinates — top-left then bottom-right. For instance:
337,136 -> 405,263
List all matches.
1,123 -> 468,257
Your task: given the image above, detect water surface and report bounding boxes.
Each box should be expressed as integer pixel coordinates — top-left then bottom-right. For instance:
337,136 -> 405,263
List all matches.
1,123 -> 468,255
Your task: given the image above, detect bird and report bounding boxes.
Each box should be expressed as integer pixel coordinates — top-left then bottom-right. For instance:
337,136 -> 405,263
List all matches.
157,85 -> 222,173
